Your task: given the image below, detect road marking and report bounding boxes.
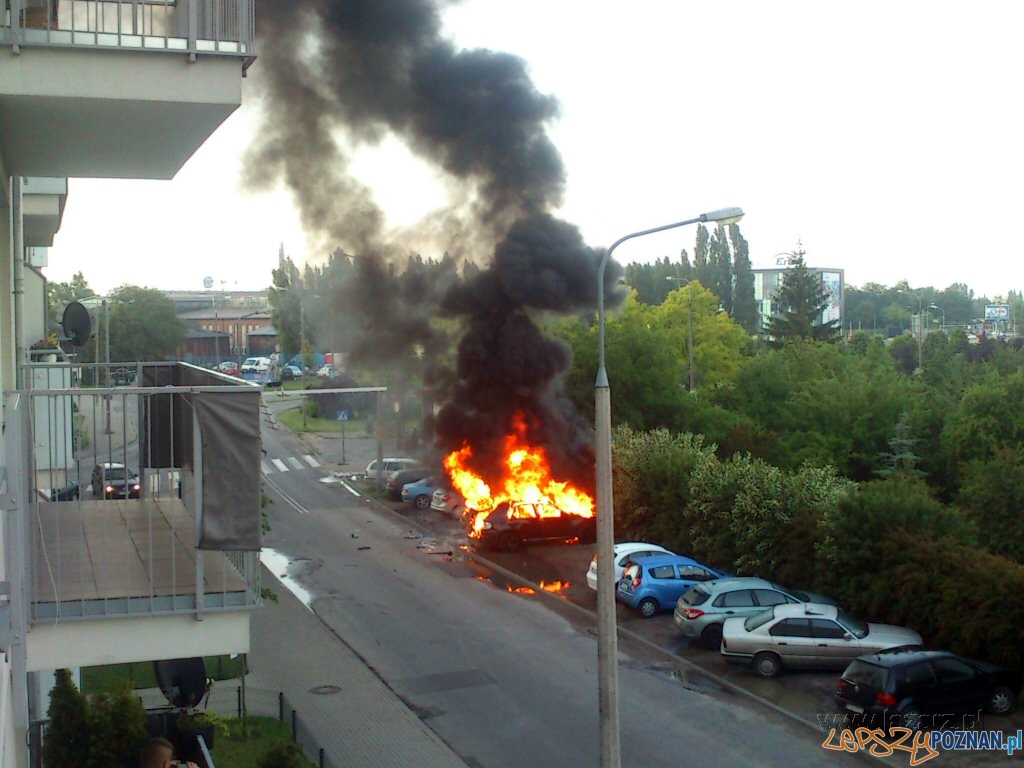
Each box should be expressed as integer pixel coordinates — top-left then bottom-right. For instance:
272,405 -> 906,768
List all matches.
261,461 -> 272,475
286,456 -> 304,470
303,454 -> 319,467
341,480 -> 361,497
262,474 -> 308,515
271,458 -> 289,472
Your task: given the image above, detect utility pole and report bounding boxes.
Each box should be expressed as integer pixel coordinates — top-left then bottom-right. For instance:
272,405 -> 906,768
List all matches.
688,282 -> 695,391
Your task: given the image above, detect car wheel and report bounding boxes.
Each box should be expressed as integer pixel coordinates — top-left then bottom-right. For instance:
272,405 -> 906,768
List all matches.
414,495 -> 430,510
498,533 -> 520,553
753,652 -> 782,678
898,705 -> 923,731
638,597 -> 659,619
986,685 -> 1017,716
700,623 -> 724,649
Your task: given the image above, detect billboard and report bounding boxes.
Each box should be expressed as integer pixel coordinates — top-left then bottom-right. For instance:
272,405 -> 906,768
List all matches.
821,272 -> 842,325
985,304 -> 1010,321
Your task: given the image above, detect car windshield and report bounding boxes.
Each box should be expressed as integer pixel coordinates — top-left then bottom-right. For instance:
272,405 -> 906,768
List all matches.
743,607 -> 776,632
837,609 -> 869,639
104,469 -> 133,482
770,581 -> 809,602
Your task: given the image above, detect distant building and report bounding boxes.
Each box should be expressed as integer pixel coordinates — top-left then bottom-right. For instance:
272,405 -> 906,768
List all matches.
752,264 -> 845,332
169,290 -> 275,363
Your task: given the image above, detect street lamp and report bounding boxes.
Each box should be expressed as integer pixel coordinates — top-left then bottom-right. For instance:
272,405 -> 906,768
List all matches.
929,303 -> 945,333
595,206 -> 743,768
665,276 -> 696,391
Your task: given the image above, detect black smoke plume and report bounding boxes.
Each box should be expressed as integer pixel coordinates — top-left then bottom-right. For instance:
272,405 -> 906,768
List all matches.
248,1 -> 624,487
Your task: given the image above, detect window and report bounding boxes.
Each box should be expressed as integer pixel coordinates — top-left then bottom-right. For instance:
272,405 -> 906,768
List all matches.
770,618 -> 812,638
901,662 -> 938,688
753,589 -> 790,607
933,658 -> 976,685
809,619 -> 847,640
717,590 -> 755,608
650,565 -> 676,580
678,565 -> 715,582
744,608 -> 776,632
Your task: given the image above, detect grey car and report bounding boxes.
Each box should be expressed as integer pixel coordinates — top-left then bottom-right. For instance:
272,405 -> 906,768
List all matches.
720,602 -> 922,678
673,576 -> 836,648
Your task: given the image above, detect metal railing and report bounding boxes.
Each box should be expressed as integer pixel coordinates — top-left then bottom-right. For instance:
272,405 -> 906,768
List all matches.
7,361 -> 262,625
2,0 -> 254,58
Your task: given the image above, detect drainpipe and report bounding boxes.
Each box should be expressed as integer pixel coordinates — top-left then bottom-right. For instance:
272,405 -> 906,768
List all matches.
12,176 -> 26,390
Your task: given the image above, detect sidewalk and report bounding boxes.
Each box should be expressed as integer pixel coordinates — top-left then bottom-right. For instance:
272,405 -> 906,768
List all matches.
246,566 -> 470,768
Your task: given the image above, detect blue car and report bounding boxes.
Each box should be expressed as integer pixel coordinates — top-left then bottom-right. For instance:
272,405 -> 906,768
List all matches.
401,476 -> 440,510
616,554 -> 729,618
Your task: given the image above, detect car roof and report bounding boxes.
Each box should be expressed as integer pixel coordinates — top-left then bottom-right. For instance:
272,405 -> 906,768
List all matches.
97,462 -> 125,470
771,602 -> 838,620
694,576 -> 777,593
624,553 -> 703,568
613,542 -> 672,556
854,648 -> 957,668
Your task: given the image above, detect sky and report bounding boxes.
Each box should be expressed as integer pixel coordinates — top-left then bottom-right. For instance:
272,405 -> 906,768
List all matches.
46,1 -> 1024,300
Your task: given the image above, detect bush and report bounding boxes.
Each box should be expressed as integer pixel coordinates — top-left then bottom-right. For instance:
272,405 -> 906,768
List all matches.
256,739 -> 312,768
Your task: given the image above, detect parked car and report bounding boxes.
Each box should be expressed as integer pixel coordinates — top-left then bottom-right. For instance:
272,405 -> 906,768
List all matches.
284,364 -> 303,379
430,487 -> 465,518
217,361 -> 240,376
616,554 -> 728,618
384,467 -> 428,499
401,476 -> 441,509
90,462 -> 141,499
50,479 -> 80,501
112,367 -> 136,386
835,648 -> 1022,730
674,577 -> 837,648
472,499 -> 595,552
241,356 -> 272,374
364,457 -> 420,478
720,602 -> 922,677
317,365 -> 337,379
586,541 -> 677,592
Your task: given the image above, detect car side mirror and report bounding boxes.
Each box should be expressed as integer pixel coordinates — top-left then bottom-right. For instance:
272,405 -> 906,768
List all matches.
842,633 -> 853,640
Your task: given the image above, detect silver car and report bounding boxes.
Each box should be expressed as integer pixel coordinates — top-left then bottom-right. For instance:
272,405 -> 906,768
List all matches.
674,576 -> 836,648
720,603 -> 922,678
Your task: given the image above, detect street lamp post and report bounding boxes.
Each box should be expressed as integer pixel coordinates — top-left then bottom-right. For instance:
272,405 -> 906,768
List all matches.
900,290 -> 924,371
595,206 -> 743,768
929,303 -> 945,333
665,277 -> 696,390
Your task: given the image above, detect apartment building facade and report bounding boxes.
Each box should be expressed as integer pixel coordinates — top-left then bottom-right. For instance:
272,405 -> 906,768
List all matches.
0,2 -> 258,764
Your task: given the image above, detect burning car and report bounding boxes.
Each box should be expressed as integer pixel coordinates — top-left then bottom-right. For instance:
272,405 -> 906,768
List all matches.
470,499 -> 596,552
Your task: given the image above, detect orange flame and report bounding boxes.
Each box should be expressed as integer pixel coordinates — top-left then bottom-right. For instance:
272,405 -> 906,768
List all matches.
443,413 -> 594,537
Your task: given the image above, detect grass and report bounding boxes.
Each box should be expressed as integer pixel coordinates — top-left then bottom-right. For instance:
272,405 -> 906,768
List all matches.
276,404 -> 368,436
80,655 -> 246,695
214,716 -> 316,768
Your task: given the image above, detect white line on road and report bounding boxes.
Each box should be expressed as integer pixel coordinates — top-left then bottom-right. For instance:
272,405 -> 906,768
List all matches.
261,461 -> 272,475
341,480 -> 361,497
286,456 -> 304,470
303,454 -> 319,467
272,458 -> 289,472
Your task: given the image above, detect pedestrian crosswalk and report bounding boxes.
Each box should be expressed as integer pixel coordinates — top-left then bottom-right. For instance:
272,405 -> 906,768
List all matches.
262,453 -> 323,476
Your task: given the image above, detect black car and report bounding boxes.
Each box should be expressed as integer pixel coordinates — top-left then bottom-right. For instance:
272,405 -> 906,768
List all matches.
91,462 -> 141,499
382,467 -> 427,499
472,499 -> 596,552
50,479 -> 80,501
835,647 -> 1022,730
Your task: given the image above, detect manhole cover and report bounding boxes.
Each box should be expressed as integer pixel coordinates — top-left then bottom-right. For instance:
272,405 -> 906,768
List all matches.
309,685 -> 342,695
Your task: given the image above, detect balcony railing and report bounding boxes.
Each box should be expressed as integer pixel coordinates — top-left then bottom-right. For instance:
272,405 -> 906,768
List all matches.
2,0 -> 254,59
5,361 -> 263,626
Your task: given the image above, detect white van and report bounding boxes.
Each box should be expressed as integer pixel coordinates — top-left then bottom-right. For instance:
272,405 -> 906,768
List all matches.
241,356 -> 272,374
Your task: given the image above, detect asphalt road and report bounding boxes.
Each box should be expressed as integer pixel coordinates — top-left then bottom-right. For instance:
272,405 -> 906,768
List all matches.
257,404 -> 863,768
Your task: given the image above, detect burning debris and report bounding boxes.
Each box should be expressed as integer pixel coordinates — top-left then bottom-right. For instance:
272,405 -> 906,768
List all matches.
248,1 -> 624,510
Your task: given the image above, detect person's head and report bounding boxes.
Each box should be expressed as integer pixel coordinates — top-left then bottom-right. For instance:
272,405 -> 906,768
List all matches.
140,736 -> 175,768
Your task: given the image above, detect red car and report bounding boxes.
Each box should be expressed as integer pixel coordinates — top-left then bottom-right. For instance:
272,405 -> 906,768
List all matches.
217,361 -> 240,376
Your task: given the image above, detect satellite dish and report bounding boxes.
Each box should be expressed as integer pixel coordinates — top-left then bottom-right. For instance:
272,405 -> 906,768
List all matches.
61,301 -> 92,347
153,657 -> 210,708
203,276 -> 214,289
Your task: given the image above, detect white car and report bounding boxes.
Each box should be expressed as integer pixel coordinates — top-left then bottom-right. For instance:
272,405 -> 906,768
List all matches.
364,457 -> 420,477
317,365 -> 337,378
586,541 -> 676,591
430,487 -> 465,518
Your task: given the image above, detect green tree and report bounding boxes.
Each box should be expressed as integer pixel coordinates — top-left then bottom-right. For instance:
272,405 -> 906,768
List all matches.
958,445 -> 1024,562
43,669 -> 90,768
269,253 -> 304,357
762,250 -> 840,344
106,286 -> 186,362
47,272 -> 93,336
876,412 -> 926,480
729,224 -> 758,334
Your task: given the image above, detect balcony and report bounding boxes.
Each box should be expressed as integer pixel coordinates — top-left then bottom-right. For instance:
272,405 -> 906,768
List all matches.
0,0 -> 255,179
4,361 -> 262,671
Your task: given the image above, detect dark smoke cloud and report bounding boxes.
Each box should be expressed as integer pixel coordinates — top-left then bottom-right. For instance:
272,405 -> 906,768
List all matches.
248,1 -> 625,489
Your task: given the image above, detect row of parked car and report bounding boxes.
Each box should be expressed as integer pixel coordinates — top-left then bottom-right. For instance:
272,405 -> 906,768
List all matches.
595,542 -> 1022,728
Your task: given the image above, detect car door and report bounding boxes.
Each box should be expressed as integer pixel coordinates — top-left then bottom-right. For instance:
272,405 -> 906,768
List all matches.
645,564 -> 678,605
674,564 -> 718,603
931,657 -> 988,714
767,618 -> 817,668
713,588 -> 758,622
508,503 -> 544,541
808,617 -> 859,669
